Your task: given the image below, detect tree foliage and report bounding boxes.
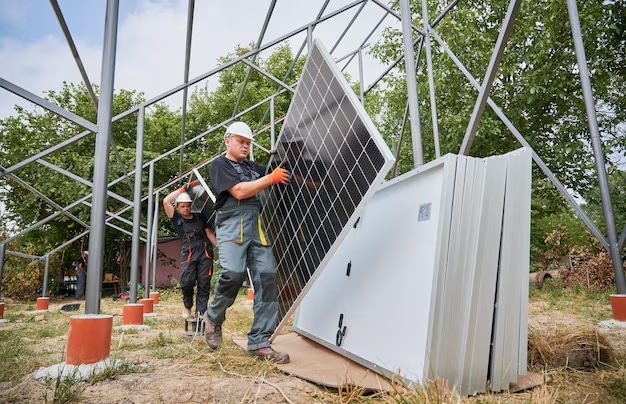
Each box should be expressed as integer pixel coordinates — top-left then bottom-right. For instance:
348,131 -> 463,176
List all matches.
366,0 -> 626,263
1,4 -> 623,294
0,43 -> 305,287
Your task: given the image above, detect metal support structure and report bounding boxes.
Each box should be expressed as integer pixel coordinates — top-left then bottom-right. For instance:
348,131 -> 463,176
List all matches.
566,0 -> 625,293
358,47 -> 365,104
430,28 -> 611,251
370,0 -> 423,35
421,0 -> 440,157
399,0 -> 423,166
2,170 -> 88,229
270,95 -> 276,147
307,25 -> 313,51
6,251 -> 40,260
459,0 -> 521,155
391,38 -> 424,177
85,0 -> 120,314
179,0 -> 195,176
0,78 -> 97,133
255,0 -> 331,132
151,190 -> 159,292
0,0 -> 623,299
142,162 -> 154,301
232,0 -> 277,117
42,255 -> 50,297
37,159 -> 134,206
130,107 -> 145,304
340,0 -> 397,73
330,0 -> 368,55
50,0 -> 98,106
240,59 -> 295,93
0,244 -> 5,293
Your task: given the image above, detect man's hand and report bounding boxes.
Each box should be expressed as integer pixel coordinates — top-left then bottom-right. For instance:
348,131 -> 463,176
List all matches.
267,166 -> 291,185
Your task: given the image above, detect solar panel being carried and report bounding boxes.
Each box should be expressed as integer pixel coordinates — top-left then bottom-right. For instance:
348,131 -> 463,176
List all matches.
260,39 -> 395,337
186,168 -> 217,222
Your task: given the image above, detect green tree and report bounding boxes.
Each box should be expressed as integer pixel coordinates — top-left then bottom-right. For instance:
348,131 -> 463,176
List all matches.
367,0 -> 625,261
182,43 -> 304,168
0,83 -> 149,272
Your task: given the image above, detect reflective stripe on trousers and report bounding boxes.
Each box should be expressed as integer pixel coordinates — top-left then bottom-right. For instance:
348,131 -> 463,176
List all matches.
207,206 -> 277,350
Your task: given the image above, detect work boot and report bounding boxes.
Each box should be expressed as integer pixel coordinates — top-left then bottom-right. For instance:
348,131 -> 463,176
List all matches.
182,307 -> 192,319
204,318 -> 222,350
247,347 -> 290,364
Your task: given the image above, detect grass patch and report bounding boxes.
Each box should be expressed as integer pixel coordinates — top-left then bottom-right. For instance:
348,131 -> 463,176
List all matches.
42,365 -> 85,404
1,283 -> 624,403
0,329 -> 41,383
529,281 -> 613,321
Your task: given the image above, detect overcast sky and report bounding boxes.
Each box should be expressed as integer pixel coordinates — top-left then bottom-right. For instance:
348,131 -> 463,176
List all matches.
0,0 -> 400,119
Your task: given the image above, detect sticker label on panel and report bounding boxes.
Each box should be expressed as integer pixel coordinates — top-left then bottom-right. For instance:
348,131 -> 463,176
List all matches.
418,202 -> 432,222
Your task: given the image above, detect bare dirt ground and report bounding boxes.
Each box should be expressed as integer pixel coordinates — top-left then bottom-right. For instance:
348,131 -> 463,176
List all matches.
1,294 -> 626,403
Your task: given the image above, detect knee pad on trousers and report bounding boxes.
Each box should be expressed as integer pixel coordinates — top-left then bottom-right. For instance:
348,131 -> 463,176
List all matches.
216,270 -> 247,299
259,272 -> 278,302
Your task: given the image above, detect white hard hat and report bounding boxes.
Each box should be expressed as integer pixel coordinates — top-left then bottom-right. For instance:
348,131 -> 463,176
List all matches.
83,251 -> 89,255
225,121 -> 253,140
175,192 -> 193,204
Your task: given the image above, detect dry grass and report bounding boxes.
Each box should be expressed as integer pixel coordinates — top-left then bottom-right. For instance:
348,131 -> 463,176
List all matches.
1,285 -> 625,403
528,323 -> 612,371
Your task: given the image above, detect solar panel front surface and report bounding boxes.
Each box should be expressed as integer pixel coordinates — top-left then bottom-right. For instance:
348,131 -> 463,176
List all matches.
260,39 -> 394,333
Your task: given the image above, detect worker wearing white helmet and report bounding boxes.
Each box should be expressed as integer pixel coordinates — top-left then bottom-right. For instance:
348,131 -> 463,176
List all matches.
224,121 -> 253,140
204,120 -> 291,364
163,182 -> 216,320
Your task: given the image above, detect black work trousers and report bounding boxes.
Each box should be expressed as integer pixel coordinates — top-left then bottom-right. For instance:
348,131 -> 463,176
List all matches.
179,240 -> 213,314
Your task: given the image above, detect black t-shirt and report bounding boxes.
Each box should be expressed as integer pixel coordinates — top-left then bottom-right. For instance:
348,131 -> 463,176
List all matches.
170,211 -> 212,243
209,156 -> 267,210
74,256 -> 86,272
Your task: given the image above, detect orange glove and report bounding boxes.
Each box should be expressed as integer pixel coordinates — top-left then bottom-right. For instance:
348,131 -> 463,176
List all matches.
267,166 -> 290,185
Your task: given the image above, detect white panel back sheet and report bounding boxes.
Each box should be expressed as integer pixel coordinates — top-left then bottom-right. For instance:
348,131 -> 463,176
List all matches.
294,156 -> 455,382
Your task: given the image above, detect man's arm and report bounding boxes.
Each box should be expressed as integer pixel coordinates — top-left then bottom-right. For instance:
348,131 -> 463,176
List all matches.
204,228 -> 217,246
228,166 -> 290,200
163,180 -> 199,218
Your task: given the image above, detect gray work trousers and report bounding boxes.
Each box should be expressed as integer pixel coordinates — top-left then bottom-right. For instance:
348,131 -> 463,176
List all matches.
206,206 -> 278,350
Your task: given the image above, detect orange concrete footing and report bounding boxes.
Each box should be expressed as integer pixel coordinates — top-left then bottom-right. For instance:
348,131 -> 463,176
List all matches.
66,314 -> 113,365
122,304 -> 144,325
149,291 -> 160,305
36,297 -> 50,310
610,294 -> 626,321
139,298 -> 154,313
0,302 -> 4,319
247,288 -> 254,300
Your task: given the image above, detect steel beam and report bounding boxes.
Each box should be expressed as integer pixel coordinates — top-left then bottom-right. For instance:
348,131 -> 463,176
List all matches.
431,29 -> 610,250
232,0 -> 277,117
179,0 -> 195,176
130,107 -> 145,304
421,0 -> 440,157
567,0 -> 625,293
459,0 -> 522,155
0,78 -> 97,133
85,0 -> 120,314
399,0 -> 423,166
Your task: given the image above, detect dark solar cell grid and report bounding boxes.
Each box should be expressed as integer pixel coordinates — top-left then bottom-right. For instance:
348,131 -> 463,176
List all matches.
259,41 -> 389,325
